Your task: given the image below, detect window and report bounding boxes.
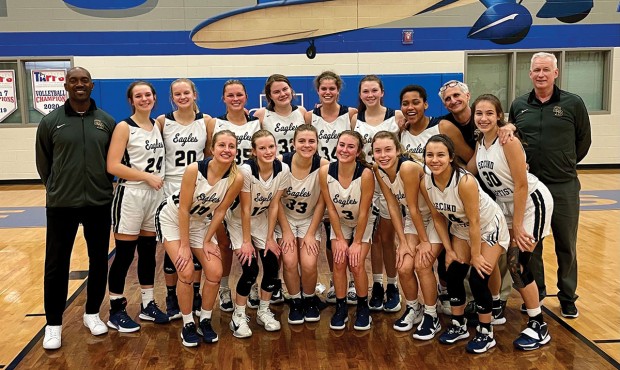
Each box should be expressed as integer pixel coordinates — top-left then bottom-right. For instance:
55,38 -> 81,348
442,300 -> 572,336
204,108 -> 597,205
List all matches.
0,58 -> 72,126
466,50 -> 610,113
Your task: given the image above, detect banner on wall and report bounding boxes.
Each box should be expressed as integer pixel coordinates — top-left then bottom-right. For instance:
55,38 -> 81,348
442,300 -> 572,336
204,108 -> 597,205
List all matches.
0,70 -> 18,123
31,69 -> 67,115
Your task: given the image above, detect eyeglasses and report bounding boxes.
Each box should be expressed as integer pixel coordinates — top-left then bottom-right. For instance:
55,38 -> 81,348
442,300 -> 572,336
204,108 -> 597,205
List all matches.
439,80 -> 463,93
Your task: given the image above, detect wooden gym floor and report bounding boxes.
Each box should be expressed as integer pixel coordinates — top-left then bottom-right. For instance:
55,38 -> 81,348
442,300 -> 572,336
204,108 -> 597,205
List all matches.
0,169 -> 618,369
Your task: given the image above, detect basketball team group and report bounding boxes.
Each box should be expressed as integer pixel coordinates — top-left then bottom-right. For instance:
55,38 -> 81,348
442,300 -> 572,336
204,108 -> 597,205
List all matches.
35,52 -> 592,354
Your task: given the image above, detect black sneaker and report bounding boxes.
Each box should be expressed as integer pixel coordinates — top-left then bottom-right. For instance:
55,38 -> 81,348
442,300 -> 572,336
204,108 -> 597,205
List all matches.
330,302 -> 348,330
197,318 -> 218,343
181,322 -> 200,347
514,320 -> 551,350
353,303 -> 372,331
560,301 -> 579,318
384,284 -> 401,312
304,296 -> 321,322
491,299 -> 506,325
412,313 -> 441,340
368,282 -> 384,311
288,298 -> 305,325
166,295 -> 182,320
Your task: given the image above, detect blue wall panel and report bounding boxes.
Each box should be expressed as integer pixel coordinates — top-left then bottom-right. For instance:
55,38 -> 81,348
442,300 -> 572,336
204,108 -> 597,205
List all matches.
91,73 -> 463,123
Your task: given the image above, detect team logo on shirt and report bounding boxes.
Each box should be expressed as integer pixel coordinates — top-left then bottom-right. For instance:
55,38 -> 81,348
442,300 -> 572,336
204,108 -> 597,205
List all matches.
332,194 -> 358,208
236,132 -> 253,144
254,191 -> 274,204
405,143 -> 424,154
286,186 -> 311,198
197,192 -> 221,204
553,106 -> 564,117
173,132 -> 199,147
274,122 -> 299,135
145,139 -> 164,152
318,129 -> 339,143
93,119 -> 106,131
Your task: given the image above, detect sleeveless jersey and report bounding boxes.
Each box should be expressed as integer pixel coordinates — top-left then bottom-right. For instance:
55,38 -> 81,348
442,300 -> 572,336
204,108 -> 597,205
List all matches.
261,106 -> 305,155
400,117 -> 441,157
164,158 -> 232,221
281,152 -> 322,220
213,114 -> 260,165
311,105 -> 350,162
424,168 -> 500,230
119,117 -> 165,188
475,137 -> 541,202
231,158 -> 290,219
326,161 -> 368,228
354,108 -> 399,162
162,112 -> 207,182
377,156 -> 431,216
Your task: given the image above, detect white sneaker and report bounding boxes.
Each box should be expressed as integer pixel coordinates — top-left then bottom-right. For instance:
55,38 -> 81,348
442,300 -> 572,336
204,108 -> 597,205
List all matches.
326,283 -> 336,304
219,287 -> 234,312
257,308 -> 281,332
230,312 -> 252,338
43,325 -> 62,350
393,304 -> 423,332
83,313 -> 108,336
346,281 -> 357,305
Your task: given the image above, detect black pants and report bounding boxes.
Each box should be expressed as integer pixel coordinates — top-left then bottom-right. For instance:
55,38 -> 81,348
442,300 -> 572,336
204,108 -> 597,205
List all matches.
44,204 -> 111,325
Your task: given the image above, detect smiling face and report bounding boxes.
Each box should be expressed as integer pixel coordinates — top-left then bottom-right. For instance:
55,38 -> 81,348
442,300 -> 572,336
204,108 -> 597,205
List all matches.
401,90 -> 428,127
223,83 -> 247,112
441,85 -> 470,116
64,68 -> 93,104
317,78 -> 339,105
474,99 -> 501,136
530,56 -> 558,93
294,129 -> 318,159
424,141 -> 452,176
336,133 -> 361,163
360,80 -> 384,109
372,137 -> 399,170
129,83 -> 156,114
212,131 -> 237,164
268,80 -> 293,108
171,81 -> 197,111
253,135 -> 277,164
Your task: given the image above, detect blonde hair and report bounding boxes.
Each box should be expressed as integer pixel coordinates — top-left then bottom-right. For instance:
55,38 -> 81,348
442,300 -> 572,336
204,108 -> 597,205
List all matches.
212,129 -> 238,187
170,78 -> 199,113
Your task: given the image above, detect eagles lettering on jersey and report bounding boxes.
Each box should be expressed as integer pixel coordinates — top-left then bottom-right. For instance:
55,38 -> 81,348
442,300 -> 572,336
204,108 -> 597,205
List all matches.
312,105 -> 350,162
245,158 -> 285,217
119,117 -> 165,186
400,117 -> 441,156
281,152 -> 322,219
214,114 -> 260,165
327,161 -> 366,225
168,157 -> 230,219
262,106 -> 304,154
162,112 -> 207,180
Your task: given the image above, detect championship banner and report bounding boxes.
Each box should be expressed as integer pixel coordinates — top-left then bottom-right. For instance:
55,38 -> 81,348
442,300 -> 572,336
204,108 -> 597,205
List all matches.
31,69 -> 67,115
0,70 -> 18,123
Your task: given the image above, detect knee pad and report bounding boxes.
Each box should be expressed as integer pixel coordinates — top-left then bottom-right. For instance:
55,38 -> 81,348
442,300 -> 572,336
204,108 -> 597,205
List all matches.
469,270 -> 492,314
446,262 -> 470,307
437,249 -> 447,281
508,247 -> 535,289
137,236 -> 157,286
163,252 -> 176,274
236,262 -> 259,297
193,255 -> 203,271
259,250 -> 280,293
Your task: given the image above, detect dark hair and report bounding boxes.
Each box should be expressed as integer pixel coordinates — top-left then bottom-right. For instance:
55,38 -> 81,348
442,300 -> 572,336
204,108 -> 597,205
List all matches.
313,71 -> 343,91
337,130 -> 372,169
126,80 -> 156,114
170,78 -> 199,113
471,94 -> 523,143
399,84 -> 428,103
357,74 -> 385,114
371,130 -> 422,164
264,74 -> 295,111
423,134 -> 464,180
211,129 -> 238,186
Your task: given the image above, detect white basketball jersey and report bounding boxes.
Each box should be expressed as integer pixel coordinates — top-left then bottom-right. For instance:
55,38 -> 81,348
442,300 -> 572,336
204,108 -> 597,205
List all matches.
475,138 -> 542,202
327,161 -> 368,228
354,108 -> 399,162
281,152 -> 322,220
231,158 -> 290,219
400,117 -> 441,157
424,168 -> 500,229
312,106 -> 351,162
162,112 -> 207,182
377,157 -> 431,216
261,106 -> 305,155
213,115 -> 261,165
119,117 -> 165,188
164,158 -> 232,221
